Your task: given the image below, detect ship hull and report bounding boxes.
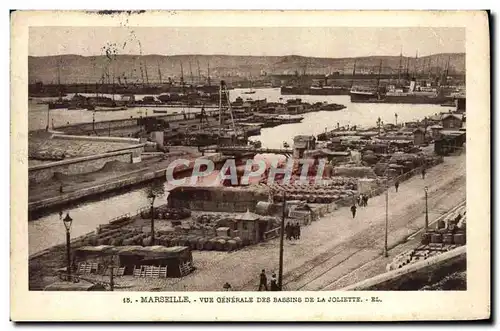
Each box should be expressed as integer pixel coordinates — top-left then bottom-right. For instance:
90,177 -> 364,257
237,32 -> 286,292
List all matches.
281,86 -> 349,96
350,93 -> 452,104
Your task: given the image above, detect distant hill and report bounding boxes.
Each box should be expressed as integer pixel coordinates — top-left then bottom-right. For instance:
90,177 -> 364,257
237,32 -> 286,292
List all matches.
28,53 -> 465,85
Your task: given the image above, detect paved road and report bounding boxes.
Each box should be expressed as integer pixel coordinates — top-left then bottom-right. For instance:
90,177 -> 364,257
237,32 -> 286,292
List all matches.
110,153 -> 465,291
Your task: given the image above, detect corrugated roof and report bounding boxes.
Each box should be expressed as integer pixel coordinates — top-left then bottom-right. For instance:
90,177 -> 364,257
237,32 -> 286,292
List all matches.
235,209 -> 261,221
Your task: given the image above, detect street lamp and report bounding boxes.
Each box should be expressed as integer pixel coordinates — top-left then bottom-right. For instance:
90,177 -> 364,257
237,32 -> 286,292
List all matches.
278,191 -> 286,291
384,179 -> 389,258
424,186 -> 429,232
147,192 -> 156,246
62,213 -> 73,279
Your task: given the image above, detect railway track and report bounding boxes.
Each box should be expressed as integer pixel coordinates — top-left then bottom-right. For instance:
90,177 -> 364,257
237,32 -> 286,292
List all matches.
279,175 -> 465,291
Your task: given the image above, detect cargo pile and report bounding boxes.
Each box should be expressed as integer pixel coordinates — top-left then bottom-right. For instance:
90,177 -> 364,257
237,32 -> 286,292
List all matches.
79,212 -> 281,252
81,226 -> 245,252
139,205 -> 191,220
386,243 -> 462,271
269,179 -> 357,203
421,208 -> 466,246
386,206 -> 466,271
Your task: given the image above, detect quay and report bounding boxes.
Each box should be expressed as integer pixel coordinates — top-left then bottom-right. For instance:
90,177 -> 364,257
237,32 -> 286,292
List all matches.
28,146 -> 229,217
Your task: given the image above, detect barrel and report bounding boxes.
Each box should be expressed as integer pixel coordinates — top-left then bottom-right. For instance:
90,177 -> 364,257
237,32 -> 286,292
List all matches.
189,236 -> 200,250
233,237 -> 243,248
164,236 -> 173,247
436,220 -> 446,229
421,232 -> 431,245
204,239 -> 214,251
215,239 -> 226,251
227,239 -> 237,251
178,236 -> 189,247
197,238 -> 208,251
142,236 -> 152,246
442,233 -> 454,245
453,233 -> 466,245
170,237 -> 179,246
430,233 -> 442,244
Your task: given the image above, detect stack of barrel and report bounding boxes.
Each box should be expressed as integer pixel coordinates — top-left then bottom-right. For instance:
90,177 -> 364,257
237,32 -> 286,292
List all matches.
421,213 -> 466,246
155,234 -> 244,252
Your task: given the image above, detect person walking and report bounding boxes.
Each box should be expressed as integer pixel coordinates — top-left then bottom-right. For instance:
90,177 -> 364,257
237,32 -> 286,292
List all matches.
357,195 -> 363,207
292,223 -> 298,240
223,282 -> 232,291
421,167 -> 426,179
350,204 -> 357,218
285,222 -> 291,240
270,273 -> 279,291
259,269 -> 268,291
395,180 -> 400,193
363,195 -> 369,207
297,223 -> 301,240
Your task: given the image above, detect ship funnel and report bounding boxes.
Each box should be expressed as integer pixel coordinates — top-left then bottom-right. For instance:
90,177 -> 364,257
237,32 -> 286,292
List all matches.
409,78 -> 416,92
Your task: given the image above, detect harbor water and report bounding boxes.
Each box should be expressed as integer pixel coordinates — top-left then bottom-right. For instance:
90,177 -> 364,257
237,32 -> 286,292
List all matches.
28,88 -> 449,255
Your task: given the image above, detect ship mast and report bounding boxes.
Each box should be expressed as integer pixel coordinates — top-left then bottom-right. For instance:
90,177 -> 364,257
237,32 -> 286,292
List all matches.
444,55 -> 451,84
140,65 -> 145,85
414,50 -> 418,80
157,61 -> 162,84
376,60 -> 382,89
397,47 -> 402,85
197,59 -> 201,85
57,59 -> 62,98
405,57 -> 410,80
189,61 -> 194,86
351,59 -> 356,88
144,62 -> 149,85
180,61 -> 184,86
207,61 -> 211,86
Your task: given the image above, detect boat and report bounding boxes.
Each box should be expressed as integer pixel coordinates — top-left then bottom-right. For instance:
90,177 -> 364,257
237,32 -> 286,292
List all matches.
350,80 -> 451,105
48,98 -> 70,109
242,78 -> 256,94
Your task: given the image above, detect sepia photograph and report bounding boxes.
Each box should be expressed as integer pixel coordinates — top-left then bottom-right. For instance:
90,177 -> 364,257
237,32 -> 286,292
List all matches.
10,10 -> 490,321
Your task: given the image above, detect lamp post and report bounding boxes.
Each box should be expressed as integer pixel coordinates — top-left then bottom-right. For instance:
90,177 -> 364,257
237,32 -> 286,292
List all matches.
147,192 -> 156,246
384,179 -> 389,257
278,191 -> 286,291
424,186 -> 429,232
62,213 -> 73,280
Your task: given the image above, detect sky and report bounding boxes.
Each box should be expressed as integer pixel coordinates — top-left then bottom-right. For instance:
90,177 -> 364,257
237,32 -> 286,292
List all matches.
29,27 -> 465,58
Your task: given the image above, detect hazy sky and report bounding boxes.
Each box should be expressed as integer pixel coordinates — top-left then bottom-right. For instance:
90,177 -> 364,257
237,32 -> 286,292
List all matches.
29,27 -> 465,58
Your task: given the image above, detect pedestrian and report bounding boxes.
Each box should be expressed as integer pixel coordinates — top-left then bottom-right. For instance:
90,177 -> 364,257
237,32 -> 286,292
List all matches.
395,180 -> 400,192
421,168 -> 426,179
363,195 -> 369,207
357,195 -> 363,207
285,222 -> 291,240
350,204 -> 357,218
223,282 -> 232,291
292,223 -> 297,240
59,184 -> 64,194
259,269 -> 268,291
297,223 -> 301,240
270,273 -> 279,291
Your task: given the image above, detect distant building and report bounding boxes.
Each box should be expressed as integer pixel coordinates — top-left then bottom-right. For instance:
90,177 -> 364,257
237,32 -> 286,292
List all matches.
441,114 -> 463,129
293,135 -> 316,158
413,128 -> 426,146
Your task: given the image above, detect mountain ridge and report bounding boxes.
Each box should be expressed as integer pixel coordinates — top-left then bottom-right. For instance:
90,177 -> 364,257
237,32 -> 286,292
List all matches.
29,53 -> 465,84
